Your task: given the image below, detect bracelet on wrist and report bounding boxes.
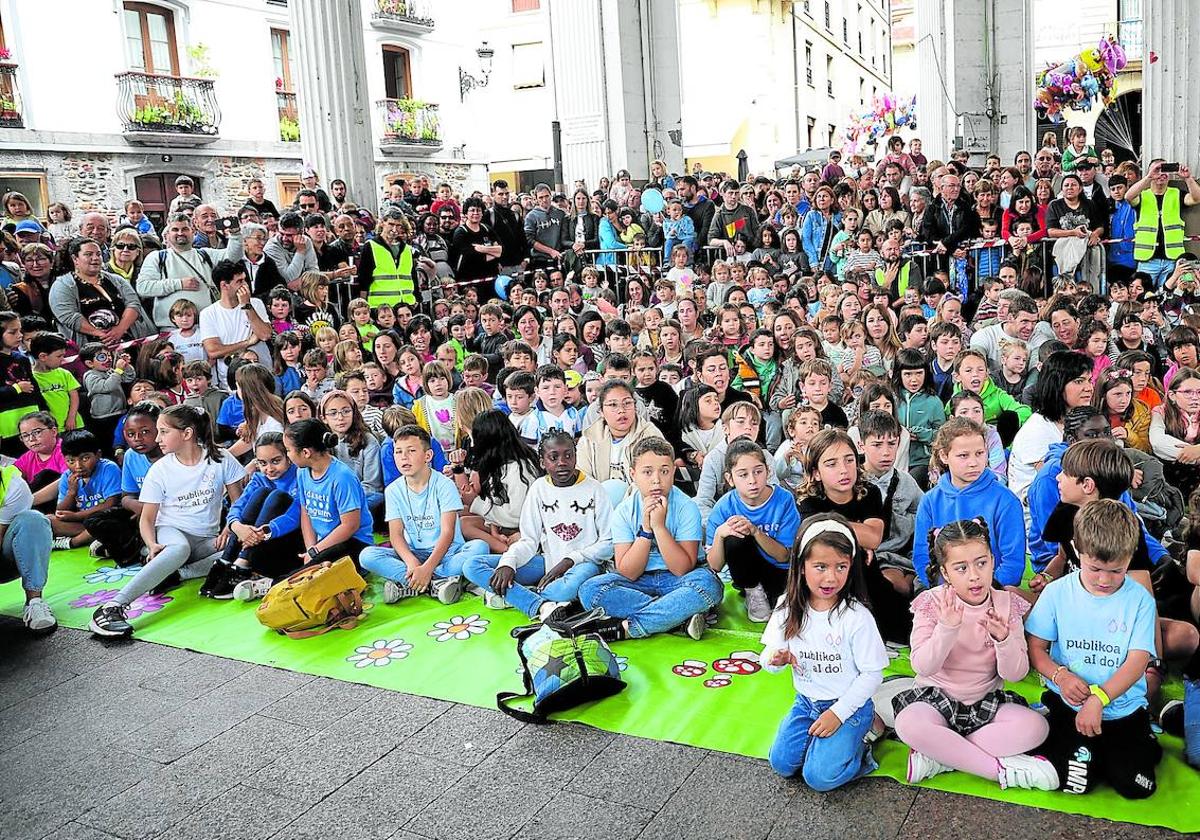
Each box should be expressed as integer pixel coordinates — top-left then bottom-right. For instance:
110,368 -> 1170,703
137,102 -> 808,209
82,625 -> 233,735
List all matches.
1049,665 -> 1066,685
1088,684 -> 1111,707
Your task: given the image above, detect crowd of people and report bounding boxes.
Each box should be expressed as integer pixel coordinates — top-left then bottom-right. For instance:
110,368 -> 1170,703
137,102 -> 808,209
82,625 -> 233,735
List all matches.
2,127 -> 1200,800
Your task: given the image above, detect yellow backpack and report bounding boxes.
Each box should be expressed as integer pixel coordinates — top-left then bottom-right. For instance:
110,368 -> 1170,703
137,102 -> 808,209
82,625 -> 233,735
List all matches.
255,557 -> 368,639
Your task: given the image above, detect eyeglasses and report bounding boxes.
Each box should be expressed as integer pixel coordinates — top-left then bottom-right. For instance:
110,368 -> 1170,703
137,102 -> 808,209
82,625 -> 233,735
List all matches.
1175,389 -> 1200,398
113,243 -> 140,251
602,399 -> 636,411
324,407 -> 355,419
18,427 -> 49,442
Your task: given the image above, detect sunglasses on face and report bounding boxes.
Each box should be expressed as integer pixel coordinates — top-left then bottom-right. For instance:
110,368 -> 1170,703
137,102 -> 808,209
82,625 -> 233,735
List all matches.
113,243 -> 139,251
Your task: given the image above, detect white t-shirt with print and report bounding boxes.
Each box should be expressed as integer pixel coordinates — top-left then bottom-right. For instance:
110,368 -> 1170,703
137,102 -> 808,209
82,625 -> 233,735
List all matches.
139,453 -> 246,537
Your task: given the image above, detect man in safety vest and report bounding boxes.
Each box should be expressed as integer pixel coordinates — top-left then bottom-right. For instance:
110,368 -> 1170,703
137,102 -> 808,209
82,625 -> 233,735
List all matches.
874,238 -> 923,298
1125,159 -> 1200,288
0,464 -> 56,633
355,209 -> 430,309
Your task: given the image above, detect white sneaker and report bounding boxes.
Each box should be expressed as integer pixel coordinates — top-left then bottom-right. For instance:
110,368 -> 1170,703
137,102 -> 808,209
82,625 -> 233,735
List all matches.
685,612 -> 706,641
906,750 -> 953,784
381,579 -> 419,604
872,675 -> 916,730
88,540 -> 110,559
51,536 -> 72,551
744,585 -> 771,623
483,591 -> 511,610
998,754 -> 1059,791
538,600 -> 567,621
430,575 -> 463,605
232,576 -> 274,602
464,581 -> 486,597
22,598 -> 56,633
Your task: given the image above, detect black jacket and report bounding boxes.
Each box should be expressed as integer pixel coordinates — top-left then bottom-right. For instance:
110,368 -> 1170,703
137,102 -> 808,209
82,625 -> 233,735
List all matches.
565,213 -> 601,251
487,203 -> 527,266
920,196 -> 980,254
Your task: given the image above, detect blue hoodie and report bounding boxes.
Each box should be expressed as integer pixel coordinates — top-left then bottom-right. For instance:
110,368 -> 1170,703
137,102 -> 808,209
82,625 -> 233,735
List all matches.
913,468 -> 1027,587
227,463 -> 301,537
1026,442 -> 1167,572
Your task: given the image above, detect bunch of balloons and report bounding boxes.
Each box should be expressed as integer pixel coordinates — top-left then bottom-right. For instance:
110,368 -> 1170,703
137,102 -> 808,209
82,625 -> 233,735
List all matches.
840,94 -> 917,156
1034,36 -> 1127,122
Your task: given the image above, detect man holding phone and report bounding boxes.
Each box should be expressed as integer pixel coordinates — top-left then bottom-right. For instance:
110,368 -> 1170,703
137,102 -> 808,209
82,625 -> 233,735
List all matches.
1125,159 -> 1200,288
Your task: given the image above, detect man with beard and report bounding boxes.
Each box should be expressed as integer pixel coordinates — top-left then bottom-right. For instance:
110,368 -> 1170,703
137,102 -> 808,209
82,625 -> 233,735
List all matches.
873,237 -> 923,298
486,180 -> 526,277
137,212 -> 243,327
329,178 -> 349,210
676,175 -> 714,252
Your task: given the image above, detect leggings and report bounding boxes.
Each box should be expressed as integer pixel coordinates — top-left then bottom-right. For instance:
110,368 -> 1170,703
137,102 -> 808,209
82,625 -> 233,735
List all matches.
221,487 -> 304,578
113,527 -> 218,607
28,468 -> 61,515
721,533 -> 788,607
894,701 -> 1049,780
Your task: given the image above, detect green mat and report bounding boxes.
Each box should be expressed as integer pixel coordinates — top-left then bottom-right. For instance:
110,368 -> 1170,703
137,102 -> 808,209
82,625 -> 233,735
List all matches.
3,548 -> 1198,833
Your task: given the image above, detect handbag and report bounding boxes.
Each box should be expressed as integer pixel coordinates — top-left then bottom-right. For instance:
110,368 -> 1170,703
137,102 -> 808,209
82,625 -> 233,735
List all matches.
497,608 -> 626,723
255,556 -> 368,639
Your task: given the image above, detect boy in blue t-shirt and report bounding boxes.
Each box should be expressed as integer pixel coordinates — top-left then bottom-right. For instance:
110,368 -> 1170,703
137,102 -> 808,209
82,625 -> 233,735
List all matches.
51,430 -> 122,551
579,437 -> 724,641
1026,500 -> 1161,799
360,424 -> 488,606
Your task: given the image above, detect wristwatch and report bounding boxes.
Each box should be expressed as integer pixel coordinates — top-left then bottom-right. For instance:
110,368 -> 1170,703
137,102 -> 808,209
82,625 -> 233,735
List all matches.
636,528 -> 654,541
241,303 -> 254,311
307,546 -> 320,559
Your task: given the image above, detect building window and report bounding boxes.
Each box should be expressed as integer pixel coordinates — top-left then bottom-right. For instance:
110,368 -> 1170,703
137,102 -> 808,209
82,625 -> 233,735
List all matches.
1117,0 -> 1143,61
123,2 -> 179,76
843,18 -> 849,44
805,42 -> 814,87
807,117 -> 816,150
511,42 -> 545,89
828,124 -> 837,146
271,29 -> 295,92
824,1 -> 831,29
0,172 -> 48,218
512,0 -> 540,10
275,176 -> 302,210
803,0 -> 811,13
826,56 -> 834,97
382,45 -> 412,99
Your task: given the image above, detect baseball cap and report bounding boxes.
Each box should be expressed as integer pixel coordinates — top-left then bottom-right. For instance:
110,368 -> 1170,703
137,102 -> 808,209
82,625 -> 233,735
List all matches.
1076,157 -> 1098,169
14,220 -> 45,235
564,370 -> 583,389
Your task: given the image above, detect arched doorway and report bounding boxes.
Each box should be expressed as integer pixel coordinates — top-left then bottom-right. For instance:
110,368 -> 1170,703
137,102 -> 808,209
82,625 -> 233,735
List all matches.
1094,89 -> 1142,164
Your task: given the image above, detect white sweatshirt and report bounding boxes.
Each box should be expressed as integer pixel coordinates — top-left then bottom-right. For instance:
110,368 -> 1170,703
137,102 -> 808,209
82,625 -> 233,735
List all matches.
500,472 -> 614,570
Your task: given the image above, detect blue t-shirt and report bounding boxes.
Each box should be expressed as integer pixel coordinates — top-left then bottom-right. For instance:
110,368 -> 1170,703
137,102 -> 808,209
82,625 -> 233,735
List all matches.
706,485 -> 801,568
613,487 -> 703,573
121,450 -> 154,495
58,459 -> 122,510
296,458 -> 374,545
276,366 -> 301,397
1025,572 -> 1156,720
381,435 -> 446,486
217,394 -> 245,428
383,470 -> 464,553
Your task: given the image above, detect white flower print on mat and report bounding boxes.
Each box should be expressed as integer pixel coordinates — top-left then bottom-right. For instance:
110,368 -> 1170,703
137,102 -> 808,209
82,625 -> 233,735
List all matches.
428,614 -> 489,642
346,639 -> 413,668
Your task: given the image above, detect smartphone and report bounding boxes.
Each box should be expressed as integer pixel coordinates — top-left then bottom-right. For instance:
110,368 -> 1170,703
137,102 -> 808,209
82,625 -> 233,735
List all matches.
218,215 -> 241,233
1161,163 -> 1181,174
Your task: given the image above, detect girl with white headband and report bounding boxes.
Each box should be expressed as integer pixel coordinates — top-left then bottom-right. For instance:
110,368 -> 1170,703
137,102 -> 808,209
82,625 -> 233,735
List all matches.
760,512 -> 888,790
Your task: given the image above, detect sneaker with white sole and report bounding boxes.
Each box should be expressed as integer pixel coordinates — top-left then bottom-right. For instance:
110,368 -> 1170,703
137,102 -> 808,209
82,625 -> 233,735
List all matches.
382,579 -> 420,604
907,750 -> 953,784
872,675 -> 916,730
430,575 -> 463,605
88,540 -> 110,559
483,590 -> 510,610
90,604 -> 133,638
232,576 -> 274,602
464,581 -> 485,597
744,585 -> 771,623
1159,699 -> 1184,737
685,612 -> 705,641
52,536 -> 72,551
998,754 -> 1059,791
538,600 -> 568,622
22,598 -> 56,634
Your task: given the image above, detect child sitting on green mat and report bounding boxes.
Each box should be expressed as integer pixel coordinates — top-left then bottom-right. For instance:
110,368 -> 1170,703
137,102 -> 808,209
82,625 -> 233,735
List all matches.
1026,500 -> 1162,799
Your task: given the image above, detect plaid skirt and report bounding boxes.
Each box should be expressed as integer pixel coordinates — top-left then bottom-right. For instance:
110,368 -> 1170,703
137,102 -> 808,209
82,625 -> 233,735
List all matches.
892,685 -> 1028,735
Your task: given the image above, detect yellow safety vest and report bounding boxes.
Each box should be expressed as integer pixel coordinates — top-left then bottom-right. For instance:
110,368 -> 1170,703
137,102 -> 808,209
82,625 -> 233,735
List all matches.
876,262 -> 911,296
366,239 -> 416,308
0,464 -> 19,509
1133,188 -> 1185,262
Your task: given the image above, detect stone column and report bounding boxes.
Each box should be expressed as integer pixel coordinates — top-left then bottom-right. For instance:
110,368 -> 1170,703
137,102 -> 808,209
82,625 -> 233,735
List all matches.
290,0 -> 375,206
1142,0 -> 1200,166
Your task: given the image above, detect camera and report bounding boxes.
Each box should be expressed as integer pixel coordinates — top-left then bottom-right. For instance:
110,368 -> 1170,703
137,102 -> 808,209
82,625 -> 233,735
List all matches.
1161,163 -> 1181,174
218,216 -> 241,234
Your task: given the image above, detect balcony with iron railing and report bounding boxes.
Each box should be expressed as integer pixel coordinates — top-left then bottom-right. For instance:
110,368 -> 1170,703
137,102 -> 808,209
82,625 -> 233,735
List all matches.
0,63 -> 24,129
277,89 -> 299,142
371,0 -> 435,35
115,71 -> 220,145
377,98 -> 441,155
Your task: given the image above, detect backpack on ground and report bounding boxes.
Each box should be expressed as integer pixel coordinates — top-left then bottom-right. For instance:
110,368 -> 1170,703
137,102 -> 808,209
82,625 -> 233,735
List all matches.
497,608 -> 626,723
255,556 -> 367,639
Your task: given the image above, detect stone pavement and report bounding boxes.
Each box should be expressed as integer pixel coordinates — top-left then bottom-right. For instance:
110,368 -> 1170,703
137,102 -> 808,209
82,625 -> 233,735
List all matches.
0,619 -> 1181,840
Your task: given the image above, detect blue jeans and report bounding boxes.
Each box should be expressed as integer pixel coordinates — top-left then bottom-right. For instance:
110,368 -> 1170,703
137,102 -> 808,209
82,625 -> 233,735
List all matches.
360,539 -> 490,584
1138,257 -> 1177,289
462,554 -> 600,619
1184,678 -> 1200,769
0,510 -> 52,591
577,567 -> 724,638
768,695 -> 878,790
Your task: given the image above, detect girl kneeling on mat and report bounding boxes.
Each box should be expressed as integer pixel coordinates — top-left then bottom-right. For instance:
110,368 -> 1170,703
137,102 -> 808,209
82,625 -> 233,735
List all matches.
90,404 -> 246,638
760,513 -> 887,789
200,432 -> 303,602
891,518 -> 1057,790
287,418 -> 374,567
463,429 -> 612,622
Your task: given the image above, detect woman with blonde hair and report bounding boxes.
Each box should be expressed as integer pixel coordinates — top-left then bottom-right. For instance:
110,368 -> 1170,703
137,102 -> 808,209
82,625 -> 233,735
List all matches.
107,227 -> 144,284
295,270 -> 341,332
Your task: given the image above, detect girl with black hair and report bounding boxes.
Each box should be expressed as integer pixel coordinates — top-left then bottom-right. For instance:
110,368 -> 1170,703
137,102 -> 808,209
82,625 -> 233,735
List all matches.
90,405 -> 246,638
271,330 -> 305,396
893,349 -> 944,487
405,314 -> 439,363
1008,350 -> 1094,501
459,409 -> 543,553
760,513 -> 887,788
285,418 -> 375,567
578,311 -> 608,368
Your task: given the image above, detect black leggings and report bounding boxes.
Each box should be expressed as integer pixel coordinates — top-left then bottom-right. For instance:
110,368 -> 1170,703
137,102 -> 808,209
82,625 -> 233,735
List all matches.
83,507 -> 142,566
721,533 -> 789,607
221,487 -> 305,579
1040,690 -> 1161,799
28,468 -> 62,514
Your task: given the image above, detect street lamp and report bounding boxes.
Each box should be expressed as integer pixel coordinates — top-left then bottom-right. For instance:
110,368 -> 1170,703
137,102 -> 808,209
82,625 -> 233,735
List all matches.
459,41 -> 495,102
